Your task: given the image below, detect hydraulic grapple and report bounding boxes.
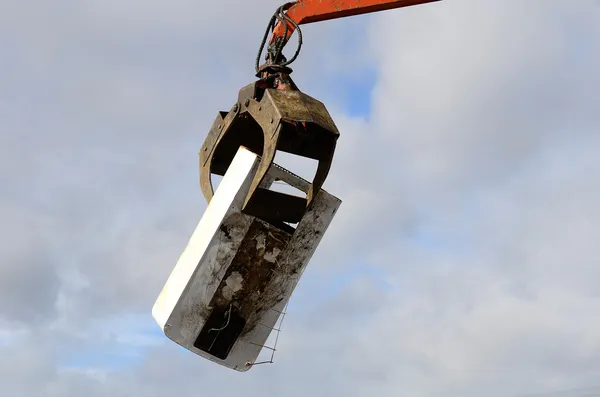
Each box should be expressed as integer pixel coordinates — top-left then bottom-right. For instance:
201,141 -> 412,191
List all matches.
154,0 -> 441,371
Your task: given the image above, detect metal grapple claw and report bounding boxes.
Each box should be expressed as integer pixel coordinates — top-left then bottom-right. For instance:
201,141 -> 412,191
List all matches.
199,80 -> 339,228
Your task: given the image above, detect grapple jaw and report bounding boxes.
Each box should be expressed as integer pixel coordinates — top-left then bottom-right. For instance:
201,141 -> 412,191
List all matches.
199,79 -> 339,228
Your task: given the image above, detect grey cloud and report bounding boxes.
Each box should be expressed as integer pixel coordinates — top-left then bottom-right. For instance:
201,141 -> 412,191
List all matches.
0,204 -> 61,324
344,137 -> 600,395
362,0 -> 600,195
0,0 -> 367,330
2,0 -> 600,396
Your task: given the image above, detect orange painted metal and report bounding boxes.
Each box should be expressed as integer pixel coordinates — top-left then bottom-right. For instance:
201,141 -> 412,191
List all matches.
269,0 -> 440,45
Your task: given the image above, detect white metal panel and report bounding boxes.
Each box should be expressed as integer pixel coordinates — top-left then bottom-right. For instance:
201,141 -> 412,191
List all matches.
152,148 -> 259,330
152,147 -> 341,371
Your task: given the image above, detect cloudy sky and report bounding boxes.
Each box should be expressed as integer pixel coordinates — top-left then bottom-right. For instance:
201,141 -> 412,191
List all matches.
2,0 -> 600,396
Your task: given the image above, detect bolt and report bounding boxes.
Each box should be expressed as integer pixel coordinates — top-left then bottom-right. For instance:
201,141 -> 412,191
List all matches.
270,117 -> 274,123
218,124 -> 222,129
233,103 -> 239,112
245,99 -> 250,107
258,106 -> 262,111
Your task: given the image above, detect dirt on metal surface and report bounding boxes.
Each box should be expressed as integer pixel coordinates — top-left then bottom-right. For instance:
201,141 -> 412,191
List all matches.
208,218 -> 292,334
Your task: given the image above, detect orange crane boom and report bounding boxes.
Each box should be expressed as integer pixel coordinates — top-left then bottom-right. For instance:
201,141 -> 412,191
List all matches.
260,0 -> 440,71
271,0 -> 440,43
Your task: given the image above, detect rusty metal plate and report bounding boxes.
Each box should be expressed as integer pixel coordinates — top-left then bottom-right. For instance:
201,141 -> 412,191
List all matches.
261,88 -> 339,136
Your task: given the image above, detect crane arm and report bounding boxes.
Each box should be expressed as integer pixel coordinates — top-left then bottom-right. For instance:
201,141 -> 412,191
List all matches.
260,0 -> 440,69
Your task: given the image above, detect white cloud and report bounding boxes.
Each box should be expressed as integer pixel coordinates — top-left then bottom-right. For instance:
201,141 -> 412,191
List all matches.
2,0 -> 600,396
